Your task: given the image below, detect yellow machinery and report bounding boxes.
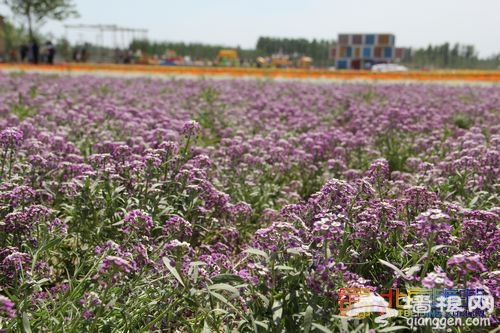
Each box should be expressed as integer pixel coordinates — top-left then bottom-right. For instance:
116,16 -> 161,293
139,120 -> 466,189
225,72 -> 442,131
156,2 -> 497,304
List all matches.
217,49 -> 238,66
257,55 -> 312,69
256,55 -> 291,68
271,55 -> 291,68
297,56 -> 313,69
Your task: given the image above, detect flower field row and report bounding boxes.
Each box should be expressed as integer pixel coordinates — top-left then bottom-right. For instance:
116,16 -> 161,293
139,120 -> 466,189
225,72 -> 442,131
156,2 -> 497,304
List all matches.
2,63 -> 500,82
0,73 -> 498,332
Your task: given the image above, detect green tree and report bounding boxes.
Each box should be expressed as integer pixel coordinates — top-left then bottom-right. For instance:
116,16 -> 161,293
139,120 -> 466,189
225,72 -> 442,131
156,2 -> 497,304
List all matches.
2,0 -> 78,41
1,15 -> 28,54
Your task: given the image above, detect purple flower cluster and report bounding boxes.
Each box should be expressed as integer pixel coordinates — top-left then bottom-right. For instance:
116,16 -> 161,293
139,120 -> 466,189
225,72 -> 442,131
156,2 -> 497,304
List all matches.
93,255 -> 136,285
447,253 -> 487,275
422,266 -> 454,288
0,295 -> 16,319
311,212 -> 345,244
181,120 -> 201,137
410,209 -> 452,245
1,204 -> 51,234
0,127 -> 23,148
0,247 -> 31,280
121,209 -> 154,235
162,216 -> 193,240
78,291 -> 101,320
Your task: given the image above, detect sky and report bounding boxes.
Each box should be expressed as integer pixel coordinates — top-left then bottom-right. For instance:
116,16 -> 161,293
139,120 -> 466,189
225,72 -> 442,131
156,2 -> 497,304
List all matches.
1,0 -> 499,57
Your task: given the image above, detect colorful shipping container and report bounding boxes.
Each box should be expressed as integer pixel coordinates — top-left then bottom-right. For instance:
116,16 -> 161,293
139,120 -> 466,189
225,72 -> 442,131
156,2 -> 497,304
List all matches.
331,33 -> 400,70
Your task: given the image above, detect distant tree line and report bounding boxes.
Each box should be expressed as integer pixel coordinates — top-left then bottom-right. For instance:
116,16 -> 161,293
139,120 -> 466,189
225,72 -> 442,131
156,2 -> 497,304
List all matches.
401,43 -> 500,69
131,38 -> 499,69
130,37 -> 336,66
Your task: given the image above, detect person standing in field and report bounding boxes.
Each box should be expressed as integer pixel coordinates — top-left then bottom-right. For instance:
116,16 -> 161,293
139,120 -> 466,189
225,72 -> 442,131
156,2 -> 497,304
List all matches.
40,43 -> 48,63
28,40 -> 39,64
47,41 -> 55,64
20,43 -> 28,62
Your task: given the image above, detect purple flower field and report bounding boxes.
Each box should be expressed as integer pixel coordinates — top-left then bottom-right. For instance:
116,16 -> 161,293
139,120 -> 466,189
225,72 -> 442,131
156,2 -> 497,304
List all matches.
0,72 -> 498,332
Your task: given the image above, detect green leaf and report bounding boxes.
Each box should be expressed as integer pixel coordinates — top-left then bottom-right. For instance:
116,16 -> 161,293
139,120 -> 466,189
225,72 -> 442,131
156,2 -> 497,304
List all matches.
303,305 -> 313,333
189,261 -> 206,283
188,261 -> 207,269
469,195 -> 479,208
211,273 -> 245,284
378,326 -> 411,332
379,259 -> 407,279
208,290 -> 228,305
208,283 -> 239,296
311,323 -> 333,333
272,300 -> 282,322
430,245 -> 458,254
254,320 -> 269,330
243,248 -> 269,260
286,248 -> 304,255
416,245 -> 458,264
22,312 -> 32,333
34,278 -> 50,286
208,291 -> 239,312
275,265 -> 295,271
402,264 -> 421,277
256,292 -> 270,307
202,320 -> 211,333
162,257 -> 185,287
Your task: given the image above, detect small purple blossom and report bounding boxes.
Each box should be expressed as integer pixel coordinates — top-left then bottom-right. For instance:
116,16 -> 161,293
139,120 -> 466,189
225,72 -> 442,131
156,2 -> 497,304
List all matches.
181,120 -> 201,137
422,266 -> 454,288
411,209 -> 452,245
122,209 -> 154,235
447,253 -> 487,276
93,255 -> 136,285
0,127 -> 24,148
0,295 -> 16,319
162,216 -> 193,240
47,218 -> 68,235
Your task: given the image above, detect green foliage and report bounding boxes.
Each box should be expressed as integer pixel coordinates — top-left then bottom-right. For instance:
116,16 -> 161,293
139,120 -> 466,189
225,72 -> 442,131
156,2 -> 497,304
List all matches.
11,103 -> 36,120
2,0 -> 79,39
0,16 -> 30,50
376,130 -> 414,172
452,113 -> 473,129
402,42 -> 500,69
256,36 -> 336,67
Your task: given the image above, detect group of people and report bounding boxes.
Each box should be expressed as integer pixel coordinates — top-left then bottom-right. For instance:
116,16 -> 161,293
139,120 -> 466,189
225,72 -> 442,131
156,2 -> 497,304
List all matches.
19,40 -> 56,64
113,48 -> 143,64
